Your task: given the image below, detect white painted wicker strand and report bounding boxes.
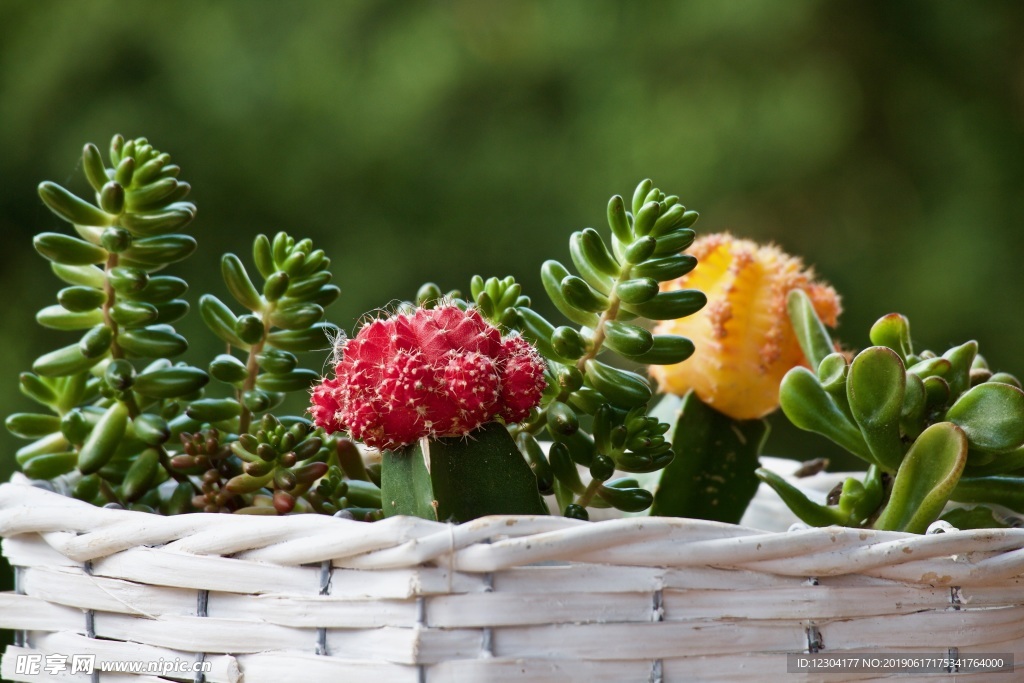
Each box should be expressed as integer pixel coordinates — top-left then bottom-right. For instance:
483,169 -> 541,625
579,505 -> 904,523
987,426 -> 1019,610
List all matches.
2,477 -> 1023,682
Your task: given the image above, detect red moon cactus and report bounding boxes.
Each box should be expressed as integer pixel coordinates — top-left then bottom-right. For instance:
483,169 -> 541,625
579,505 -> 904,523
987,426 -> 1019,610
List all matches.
311,305 -> 546,451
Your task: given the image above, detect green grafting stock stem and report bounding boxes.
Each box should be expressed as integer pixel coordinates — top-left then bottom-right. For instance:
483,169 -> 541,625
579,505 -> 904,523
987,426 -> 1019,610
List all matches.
649,390 -> 769,523
381,422 -> 549,522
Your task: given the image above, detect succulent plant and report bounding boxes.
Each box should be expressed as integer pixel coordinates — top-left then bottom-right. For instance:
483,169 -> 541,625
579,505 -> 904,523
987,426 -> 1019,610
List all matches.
507,179 -> 708,520
6,135 -> 383,518
760,291 -> 1024,532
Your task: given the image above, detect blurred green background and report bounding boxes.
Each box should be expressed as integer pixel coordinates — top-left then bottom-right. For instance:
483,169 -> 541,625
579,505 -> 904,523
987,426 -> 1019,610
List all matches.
1,0 -> 1023,637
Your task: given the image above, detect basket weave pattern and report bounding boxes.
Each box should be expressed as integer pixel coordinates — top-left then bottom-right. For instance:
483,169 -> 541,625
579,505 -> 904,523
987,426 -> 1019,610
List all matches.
2,477 -> 1023,682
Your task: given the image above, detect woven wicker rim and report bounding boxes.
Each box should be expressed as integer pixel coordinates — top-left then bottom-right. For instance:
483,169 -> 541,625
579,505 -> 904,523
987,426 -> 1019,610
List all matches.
2,477 -> 1024,583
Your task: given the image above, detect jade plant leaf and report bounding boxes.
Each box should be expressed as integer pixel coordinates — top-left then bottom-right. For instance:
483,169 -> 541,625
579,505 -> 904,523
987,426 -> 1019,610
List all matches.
787,289 -> 834,372
945,381 -> 1024,453
847,346 -> 906,471
962,445 -> 1024,477
941,340 -> 978,399
873,422 -> 968,534
754,468 -> 847,526
649,391 -> 768,523
380,422 -> 548,522
952,475 -> 1024,513
779,366 -> 874,464
868,313 -> 912,363
941,506 -> 1012,530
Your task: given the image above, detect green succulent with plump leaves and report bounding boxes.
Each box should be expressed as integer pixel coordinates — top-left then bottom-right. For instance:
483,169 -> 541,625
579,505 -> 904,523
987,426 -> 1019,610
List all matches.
758,291 -> 1024,532
502,180 -> 706,519
6,135 -> 382,517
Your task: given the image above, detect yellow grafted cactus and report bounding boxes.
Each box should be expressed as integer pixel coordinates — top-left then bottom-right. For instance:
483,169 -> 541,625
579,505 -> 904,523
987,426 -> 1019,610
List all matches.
649,233 -> 841,420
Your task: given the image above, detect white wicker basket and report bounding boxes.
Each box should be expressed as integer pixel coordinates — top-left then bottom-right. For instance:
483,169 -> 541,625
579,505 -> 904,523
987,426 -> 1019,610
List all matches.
2,465 -> 1023,683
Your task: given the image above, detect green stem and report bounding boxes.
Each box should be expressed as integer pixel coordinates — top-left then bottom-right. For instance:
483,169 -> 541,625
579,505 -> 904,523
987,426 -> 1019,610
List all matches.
574,477 -> 602,508
238,302 -> 275,434
574,265 -> 631,374
98,478 -> 125,507
102,253 -> 123,359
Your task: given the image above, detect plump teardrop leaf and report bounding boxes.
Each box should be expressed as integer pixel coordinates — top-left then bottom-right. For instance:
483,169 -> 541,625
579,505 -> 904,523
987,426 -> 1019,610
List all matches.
596,482 -> 654,512
780,367 -> 874,464
186,398 -> 242,423
34,233 -> 108,266
255,369 -> 320,393
551,326 -> 586,360
199,294 -> 245,347
560,275 -> 610,313
623,334 -> 695,365
269,303 -> 323,330
620,288 -> 705,320
118,326 -> 188,358
132,413 -> 170,446
79,325 -> 113,358
256,349 -> 298,374
38,182 -> 114,227
57,286 -> 106,312
36,305 -> 104,331
569,230 -> 615,291
209,354 -> 249,384
119,206 -> 195,237
946,382 -> 1024,453
653,228 -> 696,257
24,451 -> 78,480
78,401 -> 129,474
873,422 -> 968,533
222,253 -> 264,312
541,260 -> 599,327
847,346 -> 906,471
52,263 -> 105,289
121,235 -> 197,267
516,431 -> 554,494
869,313 -> 912,362
133,366 -> 210,399
121,448 -> 160,502
515,307 -> 562,361
602,321 -> 654,356
615,278 -> 659,304
632,254 -> 697,281
584,358 -> 652,408
607,195 -> 632,244
755,468 -> 847,527
549,441 -> 586,493
110,301 -> 159,328
266,322 -> 338,353
6,413 -> 61,439
82,144 -> 108,192
33,343 -> 103,377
